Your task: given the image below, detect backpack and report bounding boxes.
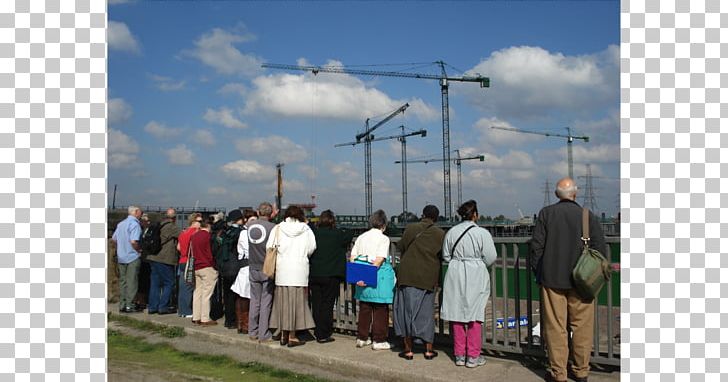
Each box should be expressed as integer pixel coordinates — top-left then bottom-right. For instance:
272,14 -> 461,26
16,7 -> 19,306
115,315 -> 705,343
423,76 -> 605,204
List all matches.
214,224 -> 244,277
140,221 -> 172,255
572,208 -> 611,300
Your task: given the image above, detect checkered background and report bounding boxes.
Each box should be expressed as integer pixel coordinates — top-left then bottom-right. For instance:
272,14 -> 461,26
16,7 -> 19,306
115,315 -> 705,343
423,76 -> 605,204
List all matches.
0,0 -> 725,380
1,0 -> 106,381
621,0 -> 727,381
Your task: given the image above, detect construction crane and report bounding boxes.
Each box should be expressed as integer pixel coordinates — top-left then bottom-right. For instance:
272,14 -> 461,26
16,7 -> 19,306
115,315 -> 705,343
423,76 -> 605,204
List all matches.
339,124 -> 426,220
276,163 -> 284,209
262,61 -> 490,220
396,150 -> 485,211
490,126 -> 589,179
334,103 -> 410,217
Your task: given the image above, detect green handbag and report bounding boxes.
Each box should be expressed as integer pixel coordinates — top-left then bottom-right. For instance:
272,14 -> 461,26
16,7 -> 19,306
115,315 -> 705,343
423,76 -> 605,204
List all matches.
572,208 -> 611,300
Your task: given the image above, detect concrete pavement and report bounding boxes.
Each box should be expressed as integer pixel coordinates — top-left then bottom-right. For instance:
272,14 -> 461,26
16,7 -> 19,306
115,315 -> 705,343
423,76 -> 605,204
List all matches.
108,304 -> 620,382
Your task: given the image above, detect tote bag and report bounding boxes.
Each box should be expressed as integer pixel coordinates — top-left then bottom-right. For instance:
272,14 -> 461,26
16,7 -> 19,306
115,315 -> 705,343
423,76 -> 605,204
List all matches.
262,226 -> 280,279
183,233 -> 197,285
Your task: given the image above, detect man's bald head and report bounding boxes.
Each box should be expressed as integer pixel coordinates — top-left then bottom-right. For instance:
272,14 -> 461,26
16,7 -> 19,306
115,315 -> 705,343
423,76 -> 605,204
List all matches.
555,177 -> 578,201
166,208 -> 177,220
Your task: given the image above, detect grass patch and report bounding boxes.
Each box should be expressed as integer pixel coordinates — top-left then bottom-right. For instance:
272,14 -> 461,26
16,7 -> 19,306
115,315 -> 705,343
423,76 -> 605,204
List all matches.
108,330 -> 332,382
109,312 -> 187,338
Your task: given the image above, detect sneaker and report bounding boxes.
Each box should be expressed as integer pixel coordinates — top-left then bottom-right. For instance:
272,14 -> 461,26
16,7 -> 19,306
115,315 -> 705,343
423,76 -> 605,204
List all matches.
454,356 -> 466,366
371,341 -> 392,351
465,356 -> 486,368
355,339 -> 372,348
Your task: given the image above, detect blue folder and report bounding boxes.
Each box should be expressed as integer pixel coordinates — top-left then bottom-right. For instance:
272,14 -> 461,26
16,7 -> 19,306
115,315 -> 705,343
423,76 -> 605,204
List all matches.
346,261 -> 378,287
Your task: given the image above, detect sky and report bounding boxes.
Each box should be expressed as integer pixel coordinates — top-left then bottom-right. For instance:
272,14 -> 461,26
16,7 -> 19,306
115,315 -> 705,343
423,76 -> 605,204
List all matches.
108,0 -> 620,220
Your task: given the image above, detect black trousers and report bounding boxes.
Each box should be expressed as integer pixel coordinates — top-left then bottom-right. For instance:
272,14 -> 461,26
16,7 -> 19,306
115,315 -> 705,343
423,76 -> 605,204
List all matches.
309,276 -> 341,340
222,274 -> 238,327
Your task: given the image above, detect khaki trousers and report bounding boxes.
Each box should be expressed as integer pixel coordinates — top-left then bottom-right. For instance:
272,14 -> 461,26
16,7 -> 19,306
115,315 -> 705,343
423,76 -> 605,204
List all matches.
193,267 -> 219,322
541,286 -> 594,381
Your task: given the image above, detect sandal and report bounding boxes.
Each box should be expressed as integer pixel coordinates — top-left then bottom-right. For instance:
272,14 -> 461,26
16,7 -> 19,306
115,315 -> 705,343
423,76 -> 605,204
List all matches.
424,351 -> 438,360
287,339 -> 305,348
398,351 -> 414,360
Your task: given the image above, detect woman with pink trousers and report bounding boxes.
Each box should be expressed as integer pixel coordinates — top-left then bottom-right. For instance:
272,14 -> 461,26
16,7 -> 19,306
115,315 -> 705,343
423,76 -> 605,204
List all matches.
440,200 -> 497,368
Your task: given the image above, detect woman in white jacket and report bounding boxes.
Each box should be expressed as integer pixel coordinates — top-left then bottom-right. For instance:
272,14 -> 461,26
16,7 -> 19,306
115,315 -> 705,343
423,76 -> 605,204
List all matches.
266,205 -> 317,347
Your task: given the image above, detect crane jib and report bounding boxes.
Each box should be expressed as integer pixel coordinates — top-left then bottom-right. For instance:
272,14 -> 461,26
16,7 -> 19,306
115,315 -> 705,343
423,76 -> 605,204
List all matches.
261,63 -> 490,87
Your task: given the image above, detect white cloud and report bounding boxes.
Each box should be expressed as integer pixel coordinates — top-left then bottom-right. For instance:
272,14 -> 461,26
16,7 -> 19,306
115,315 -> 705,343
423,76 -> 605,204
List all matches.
473,117 -> 543,146
245,61 -> 438,122
184,24 -> 263,77
150,74 -> 186,92
208,187 -> 228,195
236,135 -> 308,163
562,143 -> 620,164
108,97 -> 133,126
270,178 -> 307,196
221,160 -> 273,183
297,164 -> 318,180
571,111 -> 620,143
327,160 -> 360,191
203,107 -> 248,129
108,128 -> 140,169
108,21 -> 140,54
192,129 -> 216,147
130,169 -> 148,177
486,150 -> 535,169
466,45 -> 619,120
144,121 -> 183,138
218,82 -> 248,97
164,144 -> 194,165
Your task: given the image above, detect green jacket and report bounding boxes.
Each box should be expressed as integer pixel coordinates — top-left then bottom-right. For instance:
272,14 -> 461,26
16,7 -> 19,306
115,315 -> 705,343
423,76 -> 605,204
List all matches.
309,226 -> 354,279
396,219 -> 445,291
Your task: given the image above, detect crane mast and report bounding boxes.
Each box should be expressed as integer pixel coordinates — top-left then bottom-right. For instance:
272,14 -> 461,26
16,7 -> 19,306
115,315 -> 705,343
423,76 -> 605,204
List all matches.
262,61 -> 490,220
276,163 -> 284,208
335,104 -> 410,217
396,151 -> 484,212
400,127 -> 408,220
490,125 -> 589,179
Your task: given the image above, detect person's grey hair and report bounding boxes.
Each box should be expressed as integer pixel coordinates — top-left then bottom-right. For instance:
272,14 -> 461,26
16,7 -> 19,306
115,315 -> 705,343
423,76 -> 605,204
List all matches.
258,202 -> 273,218
555,182 -> 578,199
213,211 -> 225,223
128,205 -> 140,215
369,209 -> 387,229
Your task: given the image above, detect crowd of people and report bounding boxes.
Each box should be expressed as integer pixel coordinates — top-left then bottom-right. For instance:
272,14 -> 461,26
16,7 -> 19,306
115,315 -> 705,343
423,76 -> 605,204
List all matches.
111,177 -> 606,381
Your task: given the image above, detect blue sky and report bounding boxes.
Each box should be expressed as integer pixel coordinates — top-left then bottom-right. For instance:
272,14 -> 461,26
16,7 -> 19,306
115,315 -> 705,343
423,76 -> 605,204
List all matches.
108,0 -> 620,219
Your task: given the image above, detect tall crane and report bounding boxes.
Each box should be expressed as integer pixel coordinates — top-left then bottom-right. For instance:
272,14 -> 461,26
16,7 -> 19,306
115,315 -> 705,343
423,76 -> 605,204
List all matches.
338,124 -> 426,220
396,151 -> 485,211
490,126 -> 589,179
262,61 -> 490,220
276,163 -> 284,208
335,103 -> 410,217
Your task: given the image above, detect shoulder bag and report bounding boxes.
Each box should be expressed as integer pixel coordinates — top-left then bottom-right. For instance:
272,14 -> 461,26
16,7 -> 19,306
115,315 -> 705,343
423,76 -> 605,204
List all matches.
183,232 -> 197,285
572,208 -> 612,300
262,225 -> 280,279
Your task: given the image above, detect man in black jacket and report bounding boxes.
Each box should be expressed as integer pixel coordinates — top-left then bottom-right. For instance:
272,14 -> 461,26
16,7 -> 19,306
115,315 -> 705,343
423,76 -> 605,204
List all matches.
530,177 -> 607,382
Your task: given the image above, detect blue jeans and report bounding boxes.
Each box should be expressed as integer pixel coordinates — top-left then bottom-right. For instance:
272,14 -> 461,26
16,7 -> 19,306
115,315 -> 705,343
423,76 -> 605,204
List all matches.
177,263 -> 194,316
148,261 -> 175,313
